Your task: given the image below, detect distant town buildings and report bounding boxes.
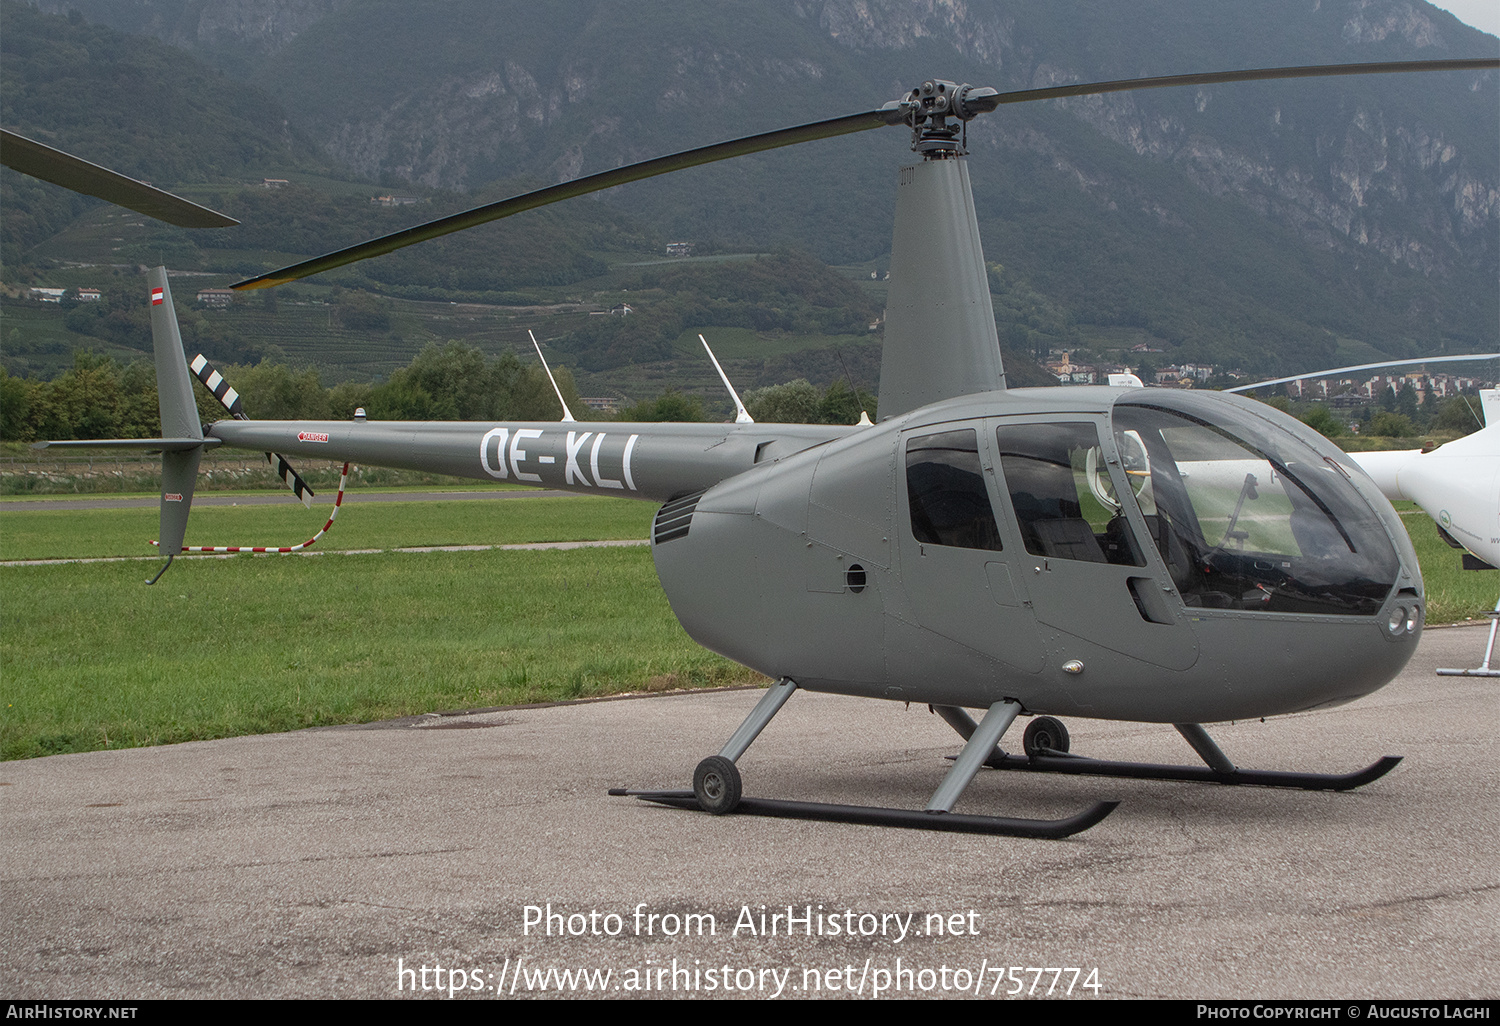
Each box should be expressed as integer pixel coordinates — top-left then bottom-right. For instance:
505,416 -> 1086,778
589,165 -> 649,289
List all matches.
76,288 -> 101,302
665,242 -> 694,257
372,195 -> 422,206
1293,372 -> 1487,406
1044,349 -> 1219,388
1155,363 -> 1214,386
196,288 -> 236,307
580,396 -> 620,413
261,179 -> 289,189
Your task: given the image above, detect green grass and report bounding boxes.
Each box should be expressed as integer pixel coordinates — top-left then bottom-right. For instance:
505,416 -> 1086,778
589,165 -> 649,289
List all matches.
1,496 -> 1491,762
1,545 -> 758,760
0,495 -> 654,561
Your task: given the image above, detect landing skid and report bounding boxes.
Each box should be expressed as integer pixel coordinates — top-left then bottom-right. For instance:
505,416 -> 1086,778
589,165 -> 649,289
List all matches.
983,752 -> 1401,791
609,788 -> 1118,839
1437,602 -> 1500,677
611,680 -> 1118,839
933,709 -> 1401,792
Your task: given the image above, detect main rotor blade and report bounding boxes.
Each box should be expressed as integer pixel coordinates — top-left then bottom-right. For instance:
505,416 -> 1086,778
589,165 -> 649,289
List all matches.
968,58 -> 1498,111
1,129 -> 240,228
232,108 -> 898,289
231,57 -> 1496,290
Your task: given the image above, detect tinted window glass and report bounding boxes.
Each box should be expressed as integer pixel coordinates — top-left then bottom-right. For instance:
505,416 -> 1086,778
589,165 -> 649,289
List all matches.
994,422 -> 1144,566
1112,400 -> 1399,615
906,429 -> 1003,551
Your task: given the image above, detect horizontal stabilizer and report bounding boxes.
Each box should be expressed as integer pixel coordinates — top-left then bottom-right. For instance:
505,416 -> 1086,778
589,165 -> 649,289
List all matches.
33,438 -> 222,451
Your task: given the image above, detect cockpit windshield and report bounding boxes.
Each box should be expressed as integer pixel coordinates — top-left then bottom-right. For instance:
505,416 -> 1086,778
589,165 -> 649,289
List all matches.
1111,394 -> 1400,616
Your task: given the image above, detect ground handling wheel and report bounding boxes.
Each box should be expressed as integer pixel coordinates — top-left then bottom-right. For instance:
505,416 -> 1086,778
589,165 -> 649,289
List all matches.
1023,716 -> 1071,757
693,756 -> 743,815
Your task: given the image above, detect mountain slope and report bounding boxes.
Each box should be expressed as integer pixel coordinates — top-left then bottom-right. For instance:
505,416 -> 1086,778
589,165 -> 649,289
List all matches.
18,0 -> 1500,376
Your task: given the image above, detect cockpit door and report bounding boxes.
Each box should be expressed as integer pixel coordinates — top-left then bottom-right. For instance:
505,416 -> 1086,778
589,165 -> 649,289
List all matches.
991,418 -> 1200,671
896,422 -> 1047,676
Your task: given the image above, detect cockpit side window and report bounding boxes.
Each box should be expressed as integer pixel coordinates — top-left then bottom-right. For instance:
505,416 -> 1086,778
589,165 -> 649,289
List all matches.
1111,402 -> 1399,615
993,422 -> 1144,567
905,429 -> 1003,551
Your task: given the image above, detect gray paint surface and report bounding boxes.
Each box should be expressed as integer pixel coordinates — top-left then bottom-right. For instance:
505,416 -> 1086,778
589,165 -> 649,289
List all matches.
878,157 -> 1005,420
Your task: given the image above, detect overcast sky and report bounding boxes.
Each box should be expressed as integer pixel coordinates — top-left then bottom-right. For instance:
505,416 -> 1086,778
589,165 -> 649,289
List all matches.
1427,0 -> 1500,38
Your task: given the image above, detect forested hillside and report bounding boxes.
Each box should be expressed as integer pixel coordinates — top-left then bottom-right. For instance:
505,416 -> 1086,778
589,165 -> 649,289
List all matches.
0,2 -> 657,292
6,0 -> 1497,391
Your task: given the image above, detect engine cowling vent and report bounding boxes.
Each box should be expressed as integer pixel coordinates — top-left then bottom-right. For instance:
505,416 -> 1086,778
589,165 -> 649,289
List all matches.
653,490 -> 706,545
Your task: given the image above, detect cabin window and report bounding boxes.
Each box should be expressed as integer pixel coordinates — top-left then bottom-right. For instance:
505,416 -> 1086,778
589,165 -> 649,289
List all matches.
993,422 -> 1145,566
1110,400 -> 1400,615
905,429 -> 1003,551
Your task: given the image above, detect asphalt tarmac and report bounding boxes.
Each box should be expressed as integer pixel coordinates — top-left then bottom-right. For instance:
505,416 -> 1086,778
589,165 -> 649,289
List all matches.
2,627 -> 1495,1000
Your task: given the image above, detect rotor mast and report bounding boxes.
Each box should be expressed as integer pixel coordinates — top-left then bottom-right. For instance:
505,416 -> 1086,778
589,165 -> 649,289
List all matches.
877,80 -> 1008,421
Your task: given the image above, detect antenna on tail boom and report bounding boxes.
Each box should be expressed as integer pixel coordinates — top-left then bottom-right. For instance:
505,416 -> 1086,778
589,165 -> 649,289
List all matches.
700,334 -> 753,424
529,330 -> 576,422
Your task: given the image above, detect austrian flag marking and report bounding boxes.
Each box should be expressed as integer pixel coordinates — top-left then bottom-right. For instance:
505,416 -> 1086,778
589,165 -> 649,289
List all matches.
151,288 -> 165,305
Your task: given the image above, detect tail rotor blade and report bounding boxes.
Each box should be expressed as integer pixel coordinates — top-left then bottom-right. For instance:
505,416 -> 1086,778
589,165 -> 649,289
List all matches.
190,352 -> 315,506
268,452 -> 316,509
189,354 -> 244,418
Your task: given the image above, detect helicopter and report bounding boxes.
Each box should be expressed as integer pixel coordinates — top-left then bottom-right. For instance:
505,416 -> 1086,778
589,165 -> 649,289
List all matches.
1225,362 -> 1500,676
37,56 -> 1499,839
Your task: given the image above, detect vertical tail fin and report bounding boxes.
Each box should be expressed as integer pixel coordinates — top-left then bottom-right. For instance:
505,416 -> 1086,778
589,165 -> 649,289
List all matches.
878,158 -> 1006,420
147,267 -> 203,580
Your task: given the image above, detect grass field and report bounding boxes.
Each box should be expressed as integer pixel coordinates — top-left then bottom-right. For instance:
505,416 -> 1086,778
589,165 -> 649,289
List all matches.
0,494 -> 653,561
0,494 -> 761,760
1,494 -> 1493,761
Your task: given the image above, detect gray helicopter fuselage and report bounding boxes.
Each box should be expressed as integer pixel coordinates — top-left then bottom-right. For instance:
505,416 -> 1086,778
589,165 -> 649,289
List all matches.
652,386 -> 1423,723
209,381 -> 1422,726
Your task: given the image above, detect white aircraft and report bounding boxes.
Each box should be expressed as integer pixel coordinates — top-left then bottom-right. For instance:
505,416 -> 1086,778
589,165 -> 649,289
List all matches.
1348,391 -> 1500,676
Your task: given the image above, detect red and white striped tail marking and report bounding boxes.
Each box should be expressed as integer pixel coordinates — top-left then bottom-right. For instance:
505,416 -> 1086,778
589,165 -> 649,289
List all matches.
151,287 -> 164,305
152,463 -> 349,554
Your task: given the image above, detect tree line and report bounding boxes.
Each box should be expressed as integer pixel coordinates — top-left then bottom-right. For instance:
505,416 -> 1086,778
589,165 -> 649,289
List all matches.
0,341 -> 887,443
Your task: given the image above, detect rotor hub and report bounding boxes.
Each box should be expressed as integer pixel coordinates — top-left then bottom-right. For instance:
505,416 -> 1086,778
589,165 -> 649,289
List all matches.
884,79 -> 1002,159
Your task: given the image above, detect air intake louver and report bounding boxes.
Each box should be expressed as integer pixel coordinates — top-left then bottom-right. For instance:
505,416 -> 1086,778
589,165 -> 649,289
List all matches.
653,491 -> 705,545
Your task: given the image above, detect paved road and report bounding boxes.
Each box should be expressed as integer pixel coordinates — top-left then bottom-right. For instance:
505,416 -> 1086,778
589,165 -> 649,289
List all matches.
1,628 -> 1495,1000
0,490 -> 569,512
